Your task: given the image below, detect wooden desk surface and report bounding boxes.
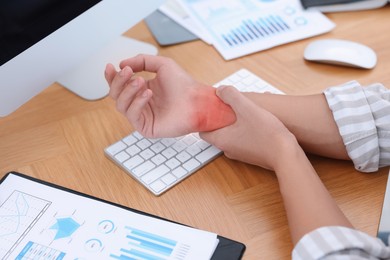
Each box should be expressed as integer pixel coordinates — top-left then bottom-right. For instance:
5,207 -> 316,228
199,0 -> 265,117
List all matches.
1,6 -> 390,259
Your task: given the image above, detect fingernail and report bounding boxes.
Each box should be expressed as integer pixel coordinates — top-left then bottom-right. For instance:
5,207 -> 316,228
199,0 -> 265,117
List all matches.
142,90 -> 148,98
120,66 -> 129,76
131,78 -> 139,88
216,85 -> 226,96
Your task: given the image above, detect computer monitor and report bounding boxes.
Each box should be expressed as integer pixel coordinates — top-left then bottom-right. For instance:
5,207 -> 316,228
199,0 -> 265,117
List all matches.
0,0 -> 165,117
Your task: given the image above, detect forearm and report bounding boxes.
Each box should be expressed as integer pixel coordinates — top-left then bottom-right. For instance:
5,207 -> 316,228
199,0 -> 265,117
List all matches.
275,139 -> 353,244
244,92 -> 349,160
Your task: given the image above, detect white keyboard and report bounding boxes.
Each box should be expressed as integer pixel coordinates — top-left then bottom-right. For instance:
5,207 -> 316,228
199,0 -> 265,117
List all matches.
104,69 -> 283,196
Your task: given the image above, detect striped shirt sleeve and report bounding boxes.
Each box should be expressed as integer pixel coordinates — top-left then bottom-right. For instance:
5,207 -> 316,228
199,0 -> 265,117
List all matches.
323,81 -> 390,172
292,226 -> 390,260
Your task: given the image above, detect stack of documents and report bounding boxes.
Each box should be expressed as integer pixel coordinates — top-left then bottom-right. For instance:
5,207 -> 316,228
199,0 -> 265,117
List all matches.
159,0 -> 335,60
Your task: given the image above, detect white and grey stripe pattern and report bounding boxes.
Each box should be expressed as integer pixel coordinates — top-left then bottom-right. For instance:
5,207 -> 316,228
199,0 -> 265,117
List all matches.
324,81 -> 390,172
292,226 -> 390,259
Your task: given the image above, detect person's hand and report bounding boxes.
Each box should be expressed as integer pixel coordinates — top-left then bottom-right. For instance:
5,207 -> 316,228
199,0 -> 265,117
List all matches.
105,54 -> 236,138
200,86 -> 300,171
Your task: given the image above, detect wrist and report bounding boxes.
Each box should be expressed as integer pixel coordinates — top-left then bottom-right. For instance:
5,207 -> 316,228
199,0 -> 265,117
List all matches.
193,85 -> 236,132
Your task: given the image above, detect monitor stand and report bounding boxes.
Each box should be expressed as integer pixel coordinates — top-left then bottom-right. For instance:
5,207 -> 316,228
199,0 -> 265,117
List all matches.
57,36 -> 158,100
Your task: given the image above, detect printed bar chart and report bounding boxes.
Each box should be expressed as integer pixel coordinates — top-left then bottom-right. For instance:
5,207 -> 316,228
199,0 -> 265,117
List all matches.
178,0 -> 335,60
221,15 -> 292,47
110,226 -> 190,260
16,241 -> 66,260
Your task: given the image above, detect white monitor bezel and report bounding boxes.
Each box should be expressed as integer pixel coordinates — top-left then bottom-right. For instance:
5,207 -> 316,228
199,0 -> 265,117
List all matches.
0,0 -> 164,117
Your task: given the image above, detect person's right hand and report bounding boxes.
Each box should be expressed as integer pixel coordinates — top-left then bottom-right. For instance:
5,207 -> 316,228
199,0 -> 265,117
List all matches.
105,55 -> 236,138
200,85 -> 300,171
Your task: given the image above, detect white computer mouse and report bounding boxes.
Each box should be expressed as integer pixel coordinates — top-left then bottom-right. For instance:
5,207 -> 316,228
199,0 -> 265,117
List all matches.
303,39 -> 377,69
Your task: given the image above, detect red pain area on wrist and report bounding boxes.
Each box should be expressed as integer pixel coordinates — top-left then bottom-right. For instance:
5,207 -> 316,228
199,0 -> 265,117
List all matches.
193,86 -> 236,132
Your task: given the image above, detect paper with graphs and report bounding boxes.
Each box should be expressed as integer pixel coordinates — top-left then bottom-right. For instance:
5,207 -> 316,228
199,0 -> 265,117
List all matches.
175,0 -> 335,60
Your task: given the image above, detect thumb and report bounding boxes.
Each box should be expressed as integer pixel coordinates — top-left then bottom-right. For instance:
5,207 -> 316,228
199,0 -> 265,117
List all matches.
215,85 -> 241,104
200,86 -> 241,146
216,85 -> 249,114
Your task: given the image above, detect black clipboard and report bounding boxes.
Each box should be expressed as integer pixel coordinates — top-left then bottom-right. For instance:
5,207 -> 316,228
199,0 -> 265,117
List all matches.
1,171 -> 245,259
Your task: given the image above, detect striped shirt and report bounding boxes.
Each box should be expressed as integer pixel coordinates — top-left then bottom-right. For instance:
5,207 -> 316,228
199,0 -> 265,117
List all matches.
293,226 -> 390,259
292,82 -> 390,259
324,81 -> 390,173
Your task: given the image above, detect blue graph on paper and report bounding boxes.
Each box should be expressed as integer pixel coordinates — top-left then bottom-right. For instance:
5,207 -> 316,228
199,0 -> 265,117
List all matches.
177,0 -> 335,59
50,217 -> 81,240
180,0 -> 314,46
16,241 -> 66,260
110,226 -> 190,260
0,191 -> 51,259
220,15 -> 292,47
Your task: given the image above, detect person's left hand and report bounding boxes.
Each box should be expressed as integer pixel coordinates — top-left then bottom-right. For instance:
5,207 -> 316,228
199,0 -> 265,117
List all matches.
105,55 -> 236,138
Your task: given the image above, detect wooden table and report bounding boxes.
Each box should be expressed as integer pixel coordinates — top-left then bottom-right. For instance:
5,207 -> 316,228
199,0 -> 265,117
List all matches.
1,6 -> 390,259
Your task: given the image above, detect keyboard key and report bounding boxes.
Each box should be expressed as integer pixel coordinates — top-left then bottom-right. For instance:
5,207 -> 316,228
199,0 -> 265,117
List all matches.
106,141 -> 126,156
161,138 -> 176,147
133,131 -> 144,139
161,173 -> 176,185
196,140 -> 210,150
122,135 -> 138,146
162,147 -> 177,159
150,180 -> 166,193
165,158 -> 181,170
126,145 -> 141,157
172,167 -> 187,179
137,139 -> 152,150
150,142 -> 166,153
227,73 -> 242,83
182,159 -> 201,172
237,69 -> 250,77
242,76 -> 258,86
133,161 -> 156,177
176,151 -> 191,163
182,135 -> 198,146
140,148 -> 155,160
186,144 -> 202,156
151,154 -> 167,166
172,140 -> 187,152
148,138 -> 160,143
123,155 -> 144,171
196,146 -> 221,163
141,165 -> 170,184
114,151 -> 130,163
105,69 -> 283,196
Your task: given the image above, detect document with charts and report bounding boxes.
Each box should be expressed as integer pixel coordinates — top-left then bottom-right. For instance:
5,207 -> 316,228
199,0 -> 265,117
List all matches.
176,0 -> 335,60
0,173 -> 218,260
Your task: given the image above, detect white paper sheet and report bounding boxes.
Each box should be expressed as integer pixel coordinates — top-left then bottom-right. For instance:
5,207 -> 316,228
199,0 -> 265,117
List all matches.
159,0 -> 213,44
176,0 -> 335,60
0,173 -> 218,260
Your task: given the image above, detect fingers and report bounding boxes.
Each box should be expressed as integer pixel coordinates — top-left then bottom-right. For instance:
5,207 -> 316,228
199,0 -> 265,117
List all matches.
108,66 -> 134,99
217,85 -> 267,117
199,131 -> 217,147
215,85 -> 242,104
200,85 -> 256,149
119,54 -> 172,73
115,77 -> 145,114
125,88 -> 152,129
215,85 -> 250,114
104,63 -> 117,86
